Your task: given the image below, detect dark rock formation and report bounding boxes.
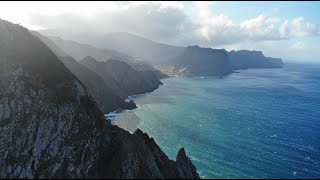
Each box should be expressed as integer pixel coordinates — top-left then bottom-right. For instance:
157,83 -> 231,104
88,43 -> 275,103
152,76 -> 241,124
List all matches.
228,50 -> 284,69
58,56 -> 130,113
125,60 -> 169,79
266,57 -> 284,68
167,45 -> 232,77
123,99 -> 138,110
80,56 -> 163,98
31,31 -> 136,114
0,18 -> 199,179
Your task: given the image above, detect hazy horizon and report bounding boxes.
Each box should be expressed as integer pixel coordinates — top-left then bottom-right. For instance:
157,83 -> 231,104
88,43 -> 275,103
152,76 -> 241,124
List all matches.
0,1 -> 319,62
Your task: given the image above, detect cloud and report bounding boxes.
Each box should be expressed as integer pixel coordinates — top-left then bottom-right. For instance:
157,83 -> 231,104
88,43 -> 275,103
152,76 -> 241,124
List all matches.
240,14 -> 283,40
26,1 -> 190,44
0,1 -> 317,49
288,17 -> 318,37
192,2 -> 318,46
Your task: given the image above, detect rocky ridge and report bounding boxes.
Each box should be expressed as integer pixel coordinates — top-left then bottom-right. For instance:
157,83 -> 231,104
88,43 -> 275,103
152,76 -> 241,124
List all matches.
0,18 -> 199,179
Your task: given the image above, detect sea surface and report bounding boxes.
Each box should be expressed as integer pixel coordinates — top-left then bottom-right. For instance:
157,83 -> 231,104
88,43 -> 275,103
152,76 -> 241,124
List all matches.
111,63 -> 320,178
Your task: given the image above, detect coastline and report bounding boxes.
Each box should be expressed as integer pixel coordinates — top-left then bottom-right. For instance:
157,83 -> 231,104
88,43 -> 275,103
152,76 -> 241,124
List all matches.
105,64 -> 320,179
106,65 -> 285,129
104,81 -> 165,122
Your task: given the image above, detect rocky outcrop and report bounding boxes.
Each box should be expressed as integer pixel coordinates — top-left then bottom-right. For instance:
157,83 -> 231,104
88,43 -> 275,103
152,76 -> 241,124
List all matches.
80,56 -> 163,98
97,128 -> 200,178
0,18 -> 199,179
266,57 -> 284,68
167,45 -> 232,77
228,50 -> 284,69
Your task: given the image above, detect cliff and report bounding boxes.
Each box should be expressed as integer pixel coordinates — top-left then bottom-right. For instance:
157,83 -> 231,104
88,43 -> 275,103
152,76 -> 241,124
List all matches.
266,57 -> 284,68
58,56 -> 137,113
229,50 -> 284,69
0,18 -> 199,179
32,31 -> 136,113
167,45 -> 232,77
80,56 -> 163,98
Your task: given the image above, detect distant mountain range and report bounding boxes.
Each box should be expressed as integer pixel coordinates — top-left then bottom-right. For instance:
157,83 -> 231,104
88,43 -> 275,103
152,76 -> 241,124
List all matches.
229,50 -> 284,70
32,31 -> 163,113
39,30 -> 185,64
40,30 -> 284,77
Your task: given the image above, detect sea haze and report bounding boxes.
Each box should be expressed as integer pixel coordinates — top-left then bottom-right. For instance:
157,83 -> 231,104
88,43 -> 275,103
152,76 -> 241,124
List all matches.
113,63 -> 320,178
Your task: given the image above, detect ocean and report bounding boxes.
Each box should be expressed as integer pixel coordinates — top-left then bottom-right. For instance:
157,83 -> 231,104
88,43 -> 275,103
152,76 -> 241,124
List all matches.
111,63 -> 320,178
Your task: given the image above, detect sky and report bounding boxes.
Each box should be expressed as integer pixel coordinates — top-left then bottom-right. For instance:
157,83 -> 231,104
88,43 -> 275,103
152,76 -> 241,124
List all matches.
0,1 -> 319,63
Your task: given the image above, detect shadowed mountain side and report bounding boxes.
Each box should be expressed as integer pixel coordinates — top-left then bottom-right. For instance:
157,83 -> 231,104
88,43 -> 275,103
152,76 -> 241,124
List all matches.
228,50 -> 284,69
124,60 -> 169,79
165,45 -> 232,77
80,56 -> 163,98
46,35 -> 134,61
31,31 -> 136,113
0,18 -> 199,179
40,33 -> 169,79
59,56 -> 137,113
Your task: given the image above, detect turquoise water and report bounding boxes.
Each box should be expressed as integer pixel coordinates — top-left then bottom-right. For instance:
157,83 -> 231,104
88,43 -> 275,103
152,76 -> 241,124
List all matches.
113,63 -> 320,178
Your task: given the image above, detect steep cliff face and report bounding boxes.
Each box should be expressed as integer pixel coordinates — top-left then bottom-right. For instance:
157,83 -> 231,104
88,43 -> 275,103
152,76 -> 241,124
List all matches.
80,56 -> 163,98
0,19 -> 199,179
168,45 -> 232,77
229,50 -> 284,69
0,19 -> 105,178
98,128 -> 199,179
266,57 -> 284,68
31,31 -> 136,113
58,56 -> 136,113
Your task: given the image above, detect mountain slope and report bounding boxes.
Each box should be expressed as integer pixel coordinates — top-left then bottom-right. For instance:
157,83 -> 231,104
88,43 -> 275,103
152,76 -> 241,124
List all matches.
91,32 -> 184,64
80,56 -> 163,98
31,31 -> 136,113
39,30 -> 185,64
125,60 -> 169,79
59,56 -> 136,113
46,35 -> 134,61
165,45 -> 232,77
0,19 -> 199,179
228,50 -> 284,69
40,29 -> 284,71
41,33 -> 169,79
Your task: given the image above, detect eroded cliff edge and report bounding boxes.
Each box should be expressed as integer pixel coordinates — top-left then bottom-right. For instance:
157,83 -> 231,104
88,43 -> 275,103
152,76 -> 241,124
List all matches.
0,18 -> 199,179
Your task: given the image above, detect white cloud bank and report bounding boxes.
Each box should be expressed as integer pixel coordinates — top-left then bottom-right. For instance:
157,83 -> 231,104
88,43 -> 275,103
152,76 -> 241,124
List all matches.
194,2 -> 318,46
0,1 -> 318,61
